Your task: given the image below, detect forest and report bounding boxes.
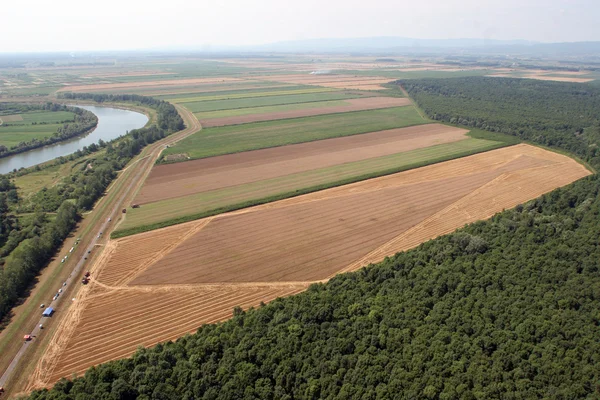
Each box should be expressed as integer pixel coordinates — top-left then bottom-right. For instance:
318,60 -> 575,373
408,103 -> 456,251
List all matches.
0,103 -> 98,158
0,95 -> 183,328
26,78 -> 600,399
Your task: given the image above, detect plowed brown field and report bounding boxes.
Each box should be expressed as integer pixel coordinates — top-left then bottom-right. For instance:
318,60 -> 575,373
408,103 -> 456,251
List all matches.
28,144 -> 590,389
135,124 -> 469,204
200,97 -> 410,127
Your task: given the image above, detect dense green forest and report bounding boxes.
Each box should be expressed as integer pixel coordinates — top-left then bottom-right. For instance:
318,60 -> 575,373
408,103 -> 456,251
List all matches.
0,95 -> 183,328
26,78 -> 600,399
0,103 -> 97,158
400,77 -> 600,166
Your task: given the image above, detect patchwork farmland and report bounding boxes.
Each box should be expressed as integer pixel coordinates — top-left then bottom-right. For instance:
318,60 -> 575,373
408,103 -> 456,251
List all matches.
119,124 -> 504,235
28,144 -> 590,389
3,55 -> 596,398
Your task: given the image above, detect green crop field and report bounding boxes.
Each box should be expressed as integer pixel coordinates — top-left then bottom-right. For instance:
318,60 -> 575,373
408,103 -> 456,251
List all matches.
153,84 -> 306,100
2,110 -> 75,125
185,91 -> 366,113
168,87 -> 337,103
0,124 -> 61,148
197,99 -> 355,119
116,135 -> 506,237
163,107 -> 428,161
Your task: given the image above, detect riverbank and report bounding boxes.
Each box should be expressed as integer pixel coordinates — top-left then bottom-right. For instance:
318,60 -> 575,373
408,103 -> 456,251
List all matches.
0,105 -> 149,174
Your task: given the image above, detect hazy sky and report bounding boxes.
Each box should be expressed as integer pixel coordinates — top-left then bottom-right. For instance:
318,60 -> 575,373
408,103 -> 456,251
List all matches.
1,0 -> 599,52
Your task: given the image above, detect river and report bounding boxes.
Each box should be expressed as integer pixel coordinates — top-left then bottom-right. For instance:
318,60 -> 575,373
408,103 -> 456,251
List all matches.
0,105 -> 149,174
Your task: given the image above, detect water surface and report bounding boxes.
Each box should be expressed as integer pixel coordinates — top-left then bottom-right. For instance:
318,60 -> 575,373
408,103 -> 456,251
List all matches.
0,105 -> 149,174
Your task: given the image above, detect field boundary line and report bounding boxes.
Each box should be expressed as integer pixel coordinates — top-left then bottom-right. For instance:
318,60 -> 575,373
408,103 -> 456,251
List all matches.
114,217 -> 215,286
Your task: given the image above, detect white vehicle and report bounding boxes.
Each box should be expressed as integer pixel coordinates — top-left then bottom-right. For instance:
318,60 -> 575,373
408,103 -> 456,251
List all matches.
61,258 -> 65,263
39,324 -> 43,329
40,304 -> 45,308
69,247 -> 74,253
58,289 -> 62,293
63,282 -> 67,286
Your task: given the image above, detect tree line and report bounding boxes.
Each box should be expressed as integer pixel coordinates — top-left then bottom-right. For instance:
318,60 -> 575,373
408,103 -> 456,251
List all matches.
27,78 -> 600,399
0,95 -> 183,328
0,103 -> 98,158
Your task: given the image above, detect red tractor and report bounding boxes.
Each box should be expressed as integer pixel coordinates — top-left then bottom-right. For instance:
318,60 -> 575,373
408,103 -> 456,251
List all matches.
84,271 -> 91,278
82,277 -> 89,285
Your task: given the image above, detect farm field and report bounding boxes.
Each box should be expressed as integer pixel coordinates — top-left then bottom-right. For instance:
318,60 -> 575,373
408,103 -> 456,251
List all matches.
0,110 -> 77,147
256,75 -> 393,90
29,144 -> 591,388
57,77 -> 246,93
162,107 -> 427,161
0,124 -> 65,148
0,111 -> 75,125
198,97 -> 411,127
121,125 -> 505,234
83,81 -> 297,96
182,91 -> 368,113
166,87 -> 339,104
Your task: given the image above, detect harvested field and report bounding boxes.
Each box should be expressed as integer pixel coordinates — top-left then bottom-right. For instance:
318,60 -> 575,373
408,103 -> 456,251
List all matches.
525,75 -> 595,83
32,284 -> 306,386
340,84 -> 388,90
254,74 -> 389,84
486,73 -> 595,83
131,144 -> 590,285
57,77 -> 244,92
199,97 -> 410,127
137,124 -> 469,204
29,144 -> 590,389
118,137 -> 501,233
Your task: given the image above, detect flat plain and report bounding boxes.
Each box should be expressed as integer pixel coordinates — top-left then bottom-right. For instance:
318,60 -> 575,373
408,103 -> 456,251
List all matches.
28,144 -> 590,389
162,107 -> 427,161
199,97 -> 411,127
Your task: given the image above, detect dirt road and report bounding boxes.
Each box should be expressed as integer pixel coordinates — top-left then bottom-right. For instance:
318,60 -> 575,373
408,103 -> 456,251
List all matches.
0,104 -> 201,396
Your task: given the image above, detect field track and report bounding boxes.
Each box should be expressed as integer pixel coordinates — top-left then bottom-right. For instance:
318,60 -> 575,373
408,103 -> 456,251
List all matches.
136,124 -> 469,204
199,97 -> 410,127
28,144 -> 590,389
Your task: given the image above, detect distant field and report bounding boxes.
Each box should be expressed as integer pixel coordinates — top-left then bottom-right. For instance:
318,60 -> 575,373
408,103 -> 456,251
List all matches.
0,110 -> 75,125
168,87 -> 337,103
0,110 -> 76,148
119,135 -> 503,235
101,81 -> 296,96
183,91 -> 366,113
199,97 -> 411,127
0,124 -> 61,148
162,107 -> 427,161
198,99 -> 351,119
153,84 -> 307,100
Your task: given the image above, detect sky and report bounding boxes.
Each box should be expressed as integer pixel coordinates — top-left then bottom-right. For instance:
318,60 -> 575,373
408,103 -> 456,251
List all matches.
1,0 -> 599,52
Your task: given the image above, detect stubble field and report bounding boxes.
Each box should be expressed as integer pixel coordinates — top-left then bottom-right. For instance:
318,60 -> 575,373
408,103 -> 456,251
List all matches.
28,144 -> 591,389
